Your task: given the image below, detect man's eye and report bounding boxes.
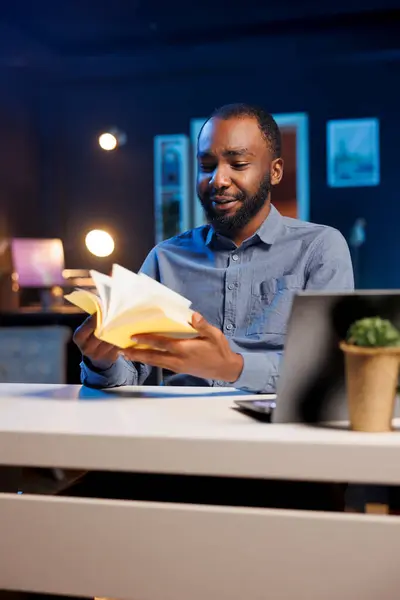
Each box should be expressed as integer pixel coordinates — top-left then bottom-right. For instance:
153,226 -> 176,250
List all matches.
200,164 -> 215,173
232,163 -> 249,170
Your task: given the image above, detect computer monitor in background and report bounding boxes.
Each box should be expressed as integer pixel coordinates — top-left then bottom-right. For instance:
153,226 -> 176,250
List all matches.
0,238 -> 93,311
11,238 -> 65,288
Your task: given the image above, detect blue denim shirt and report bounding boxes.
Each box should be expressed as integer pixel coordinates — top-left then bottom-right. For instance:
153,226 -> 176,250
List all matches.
81,205 -> 354,393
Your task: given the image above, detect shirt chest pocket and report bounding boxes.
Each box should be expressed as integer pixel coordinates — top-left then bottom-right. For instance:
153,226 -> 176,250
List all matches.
246,275 -> 303,337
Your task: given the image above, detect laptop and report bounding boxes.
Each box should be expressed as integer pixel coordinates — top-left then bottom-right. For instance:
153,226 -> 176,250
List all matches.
235,291 -> 400,424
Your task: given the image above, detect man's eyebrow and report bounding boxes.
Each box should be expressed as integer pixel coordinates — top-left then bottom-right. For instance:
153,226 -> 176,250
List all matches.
223,147 -> 255,157
197,147 -> 255,159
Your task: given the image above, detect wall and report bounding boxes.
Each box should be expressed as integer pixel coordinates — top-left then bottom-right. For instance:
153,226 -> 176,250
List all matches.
6,26 -> 400,287
0,70 -> 39,240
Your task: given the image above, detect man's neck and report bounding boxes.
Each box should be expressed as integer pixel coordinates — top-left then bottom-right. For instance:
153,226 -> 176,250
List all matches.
232,201 -> 271,247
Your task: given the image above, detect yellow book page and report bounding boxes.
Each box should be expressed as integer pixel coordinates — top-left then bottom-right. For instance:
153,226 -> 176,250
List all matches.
99,310 -> 197,349
64,290 -> 103,333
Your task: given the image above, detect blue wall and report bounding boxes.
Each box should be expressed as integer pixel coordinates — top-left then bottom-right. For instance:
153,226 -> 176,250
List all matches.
0,70 -> 39,239
3,28 -> 399,288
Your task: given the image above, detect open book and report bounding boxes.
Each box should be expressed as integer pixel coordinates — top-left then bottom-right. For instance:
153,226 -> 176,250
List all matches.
64,264 -> 197,349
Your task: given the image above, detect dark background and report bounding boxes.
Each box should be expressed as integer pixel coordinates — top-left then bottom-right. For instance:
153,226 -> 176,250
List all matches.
1,0 -> 399,288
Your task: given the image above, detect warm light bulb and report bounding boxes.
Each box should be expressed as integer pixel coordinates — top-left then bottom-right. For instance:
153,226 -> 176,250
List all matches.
85,230 -> 115,257
98,133 -> 118,151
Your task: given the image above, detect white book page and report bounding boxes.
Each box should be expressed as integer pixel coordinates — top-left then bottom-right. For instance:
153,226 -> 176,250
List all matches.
163,304 -> 195,328
89,270 -> 112,320
106,264 -> 160,325
138,273 -> 192,308
105,264 -> 192,326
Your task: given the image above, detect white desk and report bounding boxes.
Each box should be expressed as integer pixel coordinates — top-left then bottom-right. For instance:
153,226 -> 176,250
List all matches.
0,383 -> 399,484
1,383 -> 400,600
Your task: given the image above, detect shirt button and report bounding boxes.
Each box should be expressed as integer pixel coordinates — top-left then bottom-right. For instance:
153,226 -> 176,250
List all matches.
228,283 -> 234,290
232,254 -> 239,261
226,323 -> 233,330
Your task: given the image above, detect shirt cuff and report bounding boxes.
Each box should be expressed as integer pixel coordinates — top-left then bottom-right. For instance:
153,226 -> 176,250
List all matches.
233,351 -> 281,393
80,355 -> 134,388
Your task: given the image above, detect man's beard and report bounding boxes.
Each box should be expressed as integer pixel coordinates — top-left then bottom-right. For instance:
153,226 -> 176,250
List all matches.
199,172 -> 271,237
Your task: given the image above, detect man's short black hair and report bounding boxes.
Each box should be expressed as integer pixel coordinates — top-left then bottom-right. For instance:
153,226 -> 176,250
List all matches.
203,103 -> 282,159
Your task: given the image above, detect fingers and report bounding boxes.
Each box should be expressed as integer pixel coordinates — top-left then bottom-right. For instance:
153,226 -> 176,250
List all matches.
93,342 -> 120,363
191,313 -> 220,340
73,316 -> 101,355
73,315 -> 119,364
130,334 -> 179,352
83,335 -> 118,362
131,316 -> 218,350
73,315 -> 96,347
123,348 -> 181,372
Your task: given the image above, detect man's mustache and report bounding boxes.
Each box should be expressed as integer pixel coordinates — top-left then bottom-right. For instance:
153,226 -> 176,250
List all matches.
208,191 -> 244,201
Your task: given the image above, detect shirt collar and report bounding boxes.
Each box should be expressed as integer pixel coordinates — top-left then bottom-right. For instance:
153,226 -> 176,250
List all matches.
205,204 -> 283,248
255,204 -> 283,245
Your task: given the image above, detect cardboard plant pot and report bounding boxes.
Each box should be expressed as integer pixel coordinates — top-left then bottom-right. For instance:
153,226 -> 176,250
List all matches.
340,342 -> 400,432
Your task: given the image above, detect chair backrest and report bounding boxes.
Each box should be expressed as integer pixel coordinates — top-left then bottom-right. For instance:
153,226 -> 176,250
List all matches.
0,326 -> 70,384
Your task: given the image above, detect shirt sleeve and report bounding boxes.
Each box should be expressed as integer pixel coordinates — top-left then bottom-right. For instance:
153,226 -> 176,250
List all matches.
231,349 -> 283,393
81,355 -> 152,388
305,228 -> 355,290
80,248 -> 160,388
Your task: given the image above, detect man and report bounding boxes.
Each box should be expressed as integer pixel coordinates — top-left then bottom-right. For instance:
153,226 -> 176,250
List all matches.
74,103 -> 354,393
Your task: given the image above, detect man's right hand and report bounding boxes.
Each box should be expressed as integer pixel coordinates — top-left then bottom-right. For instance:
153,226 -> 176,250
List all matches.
73,315 -> 120,371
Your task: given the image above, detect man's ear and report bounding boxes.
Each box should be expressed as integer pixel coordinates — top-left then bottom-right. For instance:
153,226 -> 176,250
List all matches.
271,158 -> 284,186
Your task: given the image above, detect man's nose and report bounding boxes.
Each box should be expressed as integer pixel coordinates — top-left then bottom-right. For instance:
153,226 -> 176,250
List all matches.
210,166 -> 231,189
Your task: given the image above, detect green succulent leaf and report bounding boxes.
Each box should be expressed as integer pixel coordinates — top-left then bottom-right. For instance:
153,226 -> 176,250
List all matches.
347,317 -> 400,348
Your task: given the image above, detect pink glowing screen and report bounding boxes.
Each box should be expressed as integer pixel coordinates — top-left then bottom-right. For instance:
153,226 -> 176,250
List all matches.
11,238 -> 65,287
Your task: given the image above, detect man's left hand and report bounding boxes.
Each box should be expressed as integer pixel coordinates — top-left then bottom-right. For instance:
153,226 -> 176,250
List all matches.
122,313 -> 244,383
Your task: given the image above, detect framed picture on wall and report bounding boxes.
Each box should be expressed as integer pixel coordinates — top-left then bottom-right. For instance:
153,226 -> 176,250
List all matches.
327,118 -> 380,188
154,135 -> 190,243
190,114 -> 309,228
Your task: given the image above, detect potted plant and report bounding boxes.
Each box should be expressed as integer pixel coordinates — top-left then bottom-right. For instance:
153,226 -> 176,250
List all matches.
340,317 -> 400,432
